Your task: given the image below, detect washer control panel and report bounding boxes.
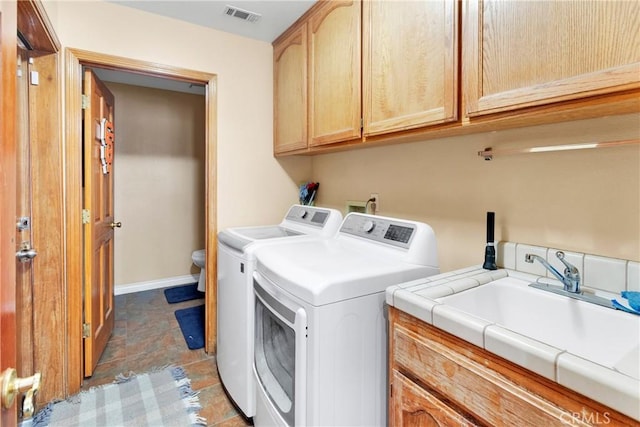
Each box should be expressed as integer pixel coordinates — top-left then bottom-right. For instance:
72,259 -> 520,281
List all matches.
339,214 -> 415,249
285,205 -> 332,227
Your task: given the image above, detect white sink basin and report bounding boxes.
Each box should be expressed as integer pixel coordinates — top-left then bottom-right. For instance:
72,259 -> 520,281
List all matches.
437,277 -> 640,379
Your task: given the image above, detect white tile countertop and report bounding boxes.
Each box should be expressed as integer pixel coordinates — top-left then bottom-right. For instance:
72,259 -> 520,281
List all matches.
386,257 -> 640,421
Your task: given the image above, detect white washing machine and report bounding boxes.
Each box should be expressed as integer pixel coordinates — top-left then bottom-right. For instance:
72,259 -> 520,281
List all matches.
217,204 -> 342,418
252,213 -> 440,427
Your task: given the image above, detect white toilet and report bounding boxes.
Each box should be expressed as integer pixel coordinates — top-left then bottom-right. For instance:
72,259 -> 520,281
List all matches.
191,249 -> 206,292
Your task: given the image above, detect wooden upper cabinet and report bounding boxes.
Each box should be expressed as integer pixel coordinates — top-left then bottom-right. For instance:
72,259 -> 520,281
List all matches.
363,0 -> 458,137
308,0 -> 361,147
274,23 -> 308,155
463,0 -> 640,117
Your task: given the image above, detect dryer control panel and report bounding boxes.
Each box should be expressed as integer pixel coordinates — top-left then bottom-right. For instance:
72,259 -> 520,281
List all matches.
285,205 -> 333,228
339,214 -> 416,249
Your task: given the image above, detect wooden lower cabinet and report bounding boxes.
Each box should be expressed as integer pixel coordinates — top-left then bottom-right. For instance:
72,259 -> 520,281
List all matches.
389,307 -> 639,427
391,371 -> 477,427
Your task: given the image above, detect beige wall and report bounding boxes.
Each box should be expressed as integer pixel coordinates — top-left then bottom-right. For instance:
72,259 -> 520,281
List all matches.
44,0 -> 312,233
42,0 -> 639,275
312,114 -> 640,272
105,82 -> 205,285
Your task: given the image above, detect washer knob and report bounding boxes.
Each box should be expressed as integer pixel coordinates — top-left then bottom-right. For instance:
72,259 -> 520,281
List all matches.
363,220 -> 375,233
298,209 -> 307,219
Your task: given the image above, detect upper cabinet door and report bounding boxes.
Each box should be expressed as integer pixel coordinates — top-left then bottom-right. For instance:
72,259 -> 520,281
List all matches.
274,23 -> 308,155
308,0 -> 361,147
463,0 -> 640,117
363,0 -> 459,137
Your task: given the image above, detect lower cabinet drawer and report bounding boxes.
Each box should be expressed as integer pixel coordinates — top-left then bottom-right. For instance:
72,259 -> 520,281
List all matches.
391,370 -> 478,427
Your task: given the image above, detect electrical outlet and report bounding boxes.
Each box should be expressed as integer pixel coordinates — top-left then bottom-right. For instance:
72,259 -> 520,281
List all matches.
370,193 -> 379,213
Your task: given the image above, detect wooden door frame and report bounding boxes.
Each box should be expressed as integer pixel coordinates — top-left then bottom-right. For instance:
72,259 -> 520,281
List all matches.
11,0 -> 63,411
0,2 -> 19,424
64,48 -> 218,393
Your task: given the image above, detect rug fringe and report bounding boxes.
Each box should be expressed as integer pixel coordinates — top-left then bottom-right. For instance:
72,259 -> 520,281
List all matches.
116,364 -> 172,385
183,393 -> 203,410
170,365 -> 206,425
190,412 -> 208,426
169,365 -> 187,381
31,401 -> 54,427
114,371 -> 136,384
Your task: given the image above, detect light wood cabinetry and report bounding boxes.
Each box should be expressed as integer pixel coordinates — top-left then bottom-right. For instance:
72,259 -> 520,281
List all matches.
273,23 -> 308,154
308,0 -> 361,147
274,0 -> 639,156
273,0 -> 361,154
463,0 -> 640,117
363,0 -> 458,136
391,371 -> 477,427
389,307 -> 639,427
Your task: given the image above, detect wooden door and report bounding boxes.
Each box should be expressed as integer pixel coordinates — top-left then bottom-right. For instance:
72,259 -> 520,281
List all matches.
308,0 -> 361,147
83,69 -> 116,377
15,46 -> 34,383
274,22 -> 308,155
463,0 -> 640,117
0,2 -> 18,426
363,0 -> 458,136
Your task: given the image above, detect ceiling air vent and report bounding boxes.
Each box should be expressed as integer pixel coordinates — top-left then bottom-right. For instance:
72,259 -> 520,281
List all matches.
223,5 -> 262,23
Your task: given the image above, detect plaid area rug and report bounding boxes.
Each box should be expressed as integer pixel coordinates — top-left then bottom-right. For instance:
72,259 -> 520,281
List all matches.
33,366 -> 205,426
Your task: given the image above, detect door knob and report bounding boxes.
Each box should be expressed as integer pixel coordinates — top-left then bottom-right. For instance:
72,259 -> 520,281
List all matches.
16,242 -> 37,262
1,368 -> 41,416
110,221 -> 122,228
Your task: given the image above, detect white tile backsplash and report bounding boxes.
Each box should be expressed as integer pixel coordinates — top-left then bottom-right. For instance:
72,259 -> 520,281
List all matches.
627,262 -> 640,292
515,244 -> 548,275
501,241 -> 635,295
583,254 -> 627,294
497,242 -> 516,269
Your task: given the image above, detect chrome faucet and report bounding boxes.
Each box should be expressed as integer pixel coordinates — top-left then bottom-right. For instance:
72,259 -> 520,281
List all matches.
525,251 -> 581,293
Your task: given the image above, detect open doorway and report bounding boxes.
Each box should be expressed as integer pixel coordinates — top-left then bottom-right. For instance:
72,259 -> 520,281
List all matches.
89,67 -> 207,375
64,48 -> 218,395
91,69 -> 207,296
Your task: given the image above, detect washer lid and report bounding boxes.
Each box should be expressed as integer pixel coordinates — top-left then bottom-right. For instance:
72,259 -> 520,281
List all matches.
218,226 -> 302,251
237,225 -> 302,240
255,238 -> 439,306
218,205 -> 343,252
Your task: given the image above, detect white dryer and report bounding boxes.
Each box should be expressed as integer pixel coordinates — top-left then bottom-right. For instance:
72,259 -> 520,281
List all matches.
217,205 -> 342,418
252,213 -> 440,427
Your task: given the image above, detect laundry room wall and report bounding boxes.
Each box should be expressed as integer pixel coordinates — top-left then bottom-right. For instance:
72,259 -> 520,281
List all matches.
104,82 -> 205,287
312,113 -> 640,272
43,0 -> 312,232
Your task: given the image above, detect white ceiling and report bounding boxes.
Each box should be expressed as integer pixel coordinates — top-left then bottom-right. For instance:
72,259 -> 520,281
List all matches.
110,0 -> 317,43
96,1 -> 315,94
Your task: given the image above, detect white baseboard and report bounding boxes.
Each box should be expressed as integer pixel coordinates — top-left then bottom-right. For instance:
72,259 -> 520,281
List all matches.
114,274 -> 199,296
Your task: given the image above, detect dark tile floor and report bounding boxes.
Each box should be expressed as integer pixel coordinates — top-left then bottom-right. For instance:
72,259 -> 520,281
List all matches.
81,287 -> 252,427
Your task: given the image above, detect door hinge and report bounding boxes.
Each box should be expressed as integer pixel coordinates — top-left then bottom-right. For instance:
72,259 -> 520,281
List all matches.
81,94 -> 89,109
82,209 -> 90,224
17,216 -> 31,231
82,323 -> 91,338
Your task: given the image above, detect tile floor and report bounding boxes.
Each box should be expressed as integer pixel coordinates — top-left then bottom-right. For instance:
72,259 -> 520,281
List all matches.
81,287 -> 252,427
